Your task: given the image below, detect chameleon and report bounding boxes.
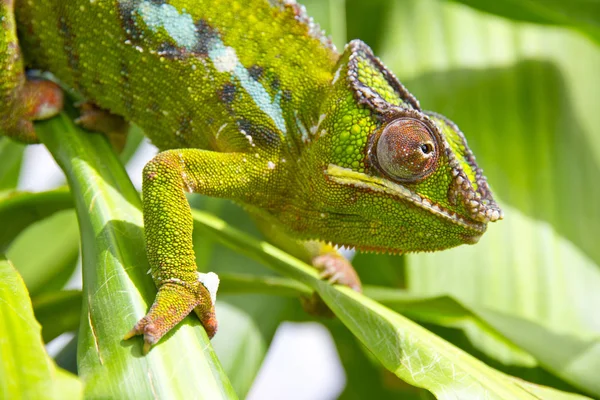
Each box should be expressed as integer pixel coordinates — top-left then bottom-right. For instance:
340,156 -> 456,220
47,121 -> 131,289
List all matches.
0,0 -> 502,352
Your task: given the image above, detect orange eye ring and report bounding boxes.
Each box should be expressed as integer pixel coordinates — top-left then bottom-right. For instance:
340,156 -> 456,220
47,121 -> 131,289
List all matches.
373,118 -> 439,183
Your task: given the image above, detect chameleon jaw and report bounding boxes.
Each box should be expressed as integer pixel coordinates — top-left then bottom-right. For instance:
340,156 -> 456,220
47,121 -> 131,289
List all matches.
325,164 -> 488,233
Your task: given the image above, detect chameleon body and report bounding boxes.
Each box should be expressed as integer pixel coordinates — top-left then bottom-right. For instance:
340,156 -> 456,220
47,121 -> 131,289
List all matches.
0,0 -> 502,351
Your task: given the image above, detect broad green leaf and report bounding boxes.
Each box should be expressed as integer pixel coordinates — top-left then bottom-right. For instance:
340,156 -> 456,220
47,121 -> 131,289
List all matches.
368,288 -> 597,394
364,287 -> 534,363
345,0 -> 394,52
33,290 -> 82,343
329,322 -> 434,400
0,137 -> 24,190
474,306 -> 600,396
191,209 -> 590,400
35,112 -> 236,399
0,255 -> 82,399
450,0 -> 600,45
8,209 -> 79,296
409,63 -> 600,277
353,252 -> 407,289
217,271 -> 593,395
362,1 -> 600,396
0,188 -> 73,253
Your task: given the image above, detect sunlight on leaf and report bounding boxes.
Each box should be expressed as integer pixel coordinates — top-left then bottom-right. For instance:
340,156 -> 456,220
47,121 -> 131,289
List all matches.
0,255 -> 82,399
8,210 -> 79,296
191,209 -> 591,400
0,188 -> 73,253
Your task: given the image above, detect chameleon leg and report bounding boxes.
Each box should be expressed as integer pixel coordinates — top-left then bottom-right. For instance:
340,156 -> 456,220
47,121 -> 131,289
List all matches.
124,148 -> 263,352
256,220 -> 362,315
75,102 -> 129,152
300,242 -> 362,316
0,0 -> 62,143
308,242 -> 361,292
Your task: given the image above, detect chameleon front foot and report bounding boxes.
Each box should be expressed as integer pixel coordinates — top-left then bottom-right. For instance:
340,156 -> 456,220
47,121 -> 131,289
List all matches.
124,272 -> 220,354
313,253 -> 362,292
302,252 -> 362,317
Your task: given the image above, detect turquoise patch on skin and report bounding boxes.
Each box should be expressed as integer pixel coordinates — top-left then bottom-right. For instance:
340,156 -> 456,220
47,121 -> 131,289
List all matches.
208,39 -> 287,134
138,1 -> 198,50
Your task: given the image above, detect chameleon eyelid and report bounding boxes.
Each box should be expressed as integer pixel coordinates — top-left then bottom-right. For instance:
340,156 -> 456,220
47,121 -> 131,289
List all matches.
369,117 -> 440,184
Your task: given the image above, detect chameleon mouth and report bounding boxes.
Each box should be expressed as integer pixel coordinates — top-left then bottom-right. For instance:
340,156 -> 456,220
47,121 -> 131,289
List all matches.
326,164 -> 489,233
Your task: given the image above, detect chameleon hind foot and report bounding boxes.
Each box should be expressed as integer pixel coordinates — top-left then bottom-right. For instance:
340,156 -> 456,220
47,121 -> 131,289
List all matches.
75,102 -> 129,152
124,272 -> 219,354
302,252 -> 362,317
0,78 -> 63,143
1,0 -> 62,143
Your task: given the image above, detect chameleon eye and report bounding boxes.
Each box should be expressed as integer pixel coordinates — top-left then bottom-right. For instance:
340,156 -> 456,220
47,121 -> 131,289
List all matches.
375,118 -> 439,182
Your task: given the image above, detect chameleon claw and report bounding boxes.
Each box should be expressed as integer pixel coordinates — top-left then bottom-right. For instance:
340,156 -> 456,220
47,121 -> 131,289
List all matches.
324,271 -> 344,285
122,327 -> 139,341
302,252 -> 363,318
313,253 -> 362,292
123,273 -> 220,353
143,340 -> 152,355
123,317 -> 159,353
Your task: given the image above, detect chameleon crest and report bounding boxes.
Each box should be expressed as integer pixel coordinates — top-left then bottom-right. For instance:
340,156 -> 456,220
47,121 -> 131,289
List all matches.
1,0 -> 501,350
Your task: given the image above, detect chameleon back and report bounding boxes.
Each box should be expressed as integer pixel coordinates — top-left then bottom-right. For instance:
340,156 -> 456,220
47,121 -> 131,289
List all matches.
15,0 -> 338,153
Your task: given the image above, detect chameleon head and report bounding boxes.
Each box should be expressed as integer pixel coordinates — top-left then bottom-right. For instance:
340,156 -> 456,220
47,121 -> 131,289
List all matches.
300,40 -> 502,253
367,109 -> 503,238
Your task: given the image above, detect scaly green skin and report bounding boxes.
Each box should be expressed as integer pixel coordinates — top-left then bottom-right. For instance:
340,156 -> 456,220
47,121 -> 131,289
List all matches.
1,0 -> 502,350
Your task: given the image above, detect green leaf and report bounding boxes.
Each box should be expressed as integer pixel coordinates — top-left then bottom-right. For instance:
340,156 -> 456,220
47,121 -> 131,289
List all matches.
35,112 -> 237,399
7,209 -> 79,296
364,1 -> 600,396
364,288 -> 534,361
0,255 -> 82,399
329,321 -> 433,400
345,0 -> 394,52
450,0 -> 600,45
367,288 -> 598,394
0,188 -> 73,253
190,209 -> 590,400
33,290 -> 82,343
473,307 -> 600,397
0,137 -> 24,190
